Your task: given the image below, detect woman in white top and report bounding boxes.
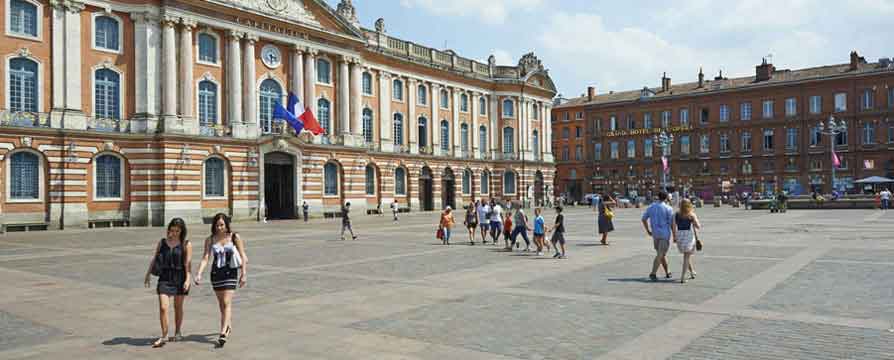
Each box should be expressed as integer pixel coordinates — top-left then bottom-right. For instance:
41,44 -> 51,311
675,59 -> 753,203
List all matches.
195,213 -> 248,347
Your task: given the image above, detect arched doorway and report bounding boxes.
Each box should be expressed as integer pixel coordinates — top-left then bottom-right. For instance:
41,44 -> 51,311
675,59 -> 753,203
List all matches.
419,166 -> 434,211
442,168 -> 456,209
264,152 -> 296,219
534,171 -> 545,206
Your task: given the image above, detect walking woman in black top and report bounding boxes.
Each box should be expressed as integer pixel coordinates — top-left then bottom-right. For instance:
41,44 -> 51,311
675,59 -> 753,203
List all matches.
144,218 -> 192,348
194,213 -> 248,347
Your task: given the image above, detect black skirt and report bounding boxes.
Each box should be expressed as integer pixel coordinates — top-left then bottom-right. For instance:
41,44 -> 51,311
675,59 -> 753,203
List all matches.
211,266 -> 239,291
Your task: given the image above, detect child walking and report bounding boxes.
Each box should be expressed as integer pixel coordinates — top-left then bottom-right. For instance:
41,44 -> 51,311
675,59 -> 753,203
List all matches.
550,206 -> 567,259
532,208 -> 546,256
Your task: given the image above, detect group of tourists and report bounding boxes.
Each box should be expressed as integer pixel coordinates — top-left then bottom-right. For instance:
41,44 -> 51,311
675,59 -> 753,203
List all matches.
144,213 -> 248,348
438,199 -> 568,258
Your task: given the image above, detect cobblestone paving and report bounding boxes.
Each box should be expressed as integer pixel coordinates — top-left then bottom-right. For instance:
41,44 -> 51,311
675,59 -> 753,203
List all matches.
0,207 -> 891,359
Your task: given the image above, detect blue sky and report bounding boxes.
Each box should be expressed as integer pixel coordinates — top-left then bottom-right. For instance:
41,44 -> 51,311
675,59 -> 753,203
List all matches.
326,0 -> 893,99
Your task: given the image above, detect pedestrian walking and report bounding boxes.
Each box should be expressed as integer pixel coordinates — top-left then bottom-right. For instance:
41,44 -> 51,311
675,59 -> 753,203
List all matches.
145,218 -> 192,348
377,202 -> 383,217
673,199 -> 702,283
464,202 -> 478,245
550,206 -> 567,258
598,194 -> 616,245
490,200 -> 503,245
503,212 -> 513,250
532,208 -> 546,255
477,200 -> 491,244
339,202 -> 357,240
194,213 -> 248,347
510,207 -> 531,252
881,188 -> 892,211
302,201 -> 309,222
642,192 -> 674,281
439,206 -> 455,245
391,201 -> 399,221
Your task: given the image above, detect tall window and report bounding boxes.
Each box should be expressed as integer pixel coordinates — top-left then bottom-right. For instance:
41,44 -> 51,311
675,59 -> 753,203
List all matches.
316,59 -> 331,84
95,154 -> 121,199
418,117 -> 428,148
440,89 -> 449,109
94,69 -> 120,119
786,128 -> 798,149
259,79 -> 283,134
460,94 -> 469,112
392,79 -> 403,101
835,125 -> 848,146
680,135 -> 690,155
532,130 -> 540,158
393,113 -> 403,146
479,126 -> 487,156
362,72 -> 373,95
562,128 -> 569,139
94,16 -> 120,51
394,167 -> 406,195
888,126 -> 894,143
740,102 -> 752,121
642,138 -> 652,158
863,122 -> 875,144
362,108 -> 373,143
365,165 -> 375,195
627,139 -> 636,158
318,98 -> 331,135
481,171 -> 490,194
700,107 -> 709,124
417,84 -> 426,104
503,171 -> 516,194
324,162 -> 338,195
809,95 -> 822,114
479,97 -> 487,115
785,98 -> 797,117
679,109 -> 689,126
719,104 -> 730,122
700,134 -> 710,153
889,88 -> 894,108
575,145 -> 583,161
742,132 -> 752,152
503,127 -> 514,154
576,127 -> 582,138
610,142 -> 619,159
719,134 -> 730,153
9,58 -> 38,112
462,169 -> 472,194
609,116 -> 617,130
594,143 -> 602,160
834,93 -> 847,112
440,120 -> 450,151
9,0 -> 38,37
643,113 -> 652,128
861,89 -> 874,110
763,129 -> 775,151
561,146 -> 569,161
502,99 -> 514,117
762,100 -> 774,119
204,158 -> 225,197
661,110 -> 671,127
460,123 -> 469,151
198,80 -> 217,127
810,126 -> 821,146
197,33 -> 218,64
9,151 -> 39,200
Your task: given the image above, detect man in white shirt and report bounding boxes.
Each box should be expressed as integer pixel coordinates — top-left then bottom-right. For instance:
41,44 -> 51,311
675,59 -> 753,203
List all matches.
391,201 -> 399,221
477,201 -> 492,244
490,201 -> 503,244
880,188 -> 892,211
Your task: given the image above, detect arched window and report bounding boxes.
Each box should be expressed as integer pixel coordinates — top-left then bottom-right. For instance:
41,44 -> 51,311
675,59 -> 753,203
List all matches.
94,69 -> 120,119
502,99 -> 514,117
197,33 -> 218,64
9,0 -> 39,37
440,120 -> 450,151
316,58 -> 331,84
94,154 -> 122,199
362,108 -> 373,143
198,80 -> 218,127
318,98 -> 331,135
395,167 -> 406,195
361,72 -> 373,95
462,169 -> 472,194
392,79 -> 403,101
481,171 -> 490,194
259,79 -> 283,134
479,97 -> 487,115
503,171 -> 516,194
204,157 -> 225,197
532,104 -> 539,119
460,123 -> 469,152
365,165 -> 376,195
503,127 -> 515,154
460,93 -> 469,112
9,57 -> 38,112
324,162 -> 338,195
418,117 -> 428,148
9,151 -> 40,200
440,89 -> 449,109
94,15 -> 120,51
479,126 -> 487,156
417,85 -> 427,105
393,113 -> 404,146
532,130 -> 540,158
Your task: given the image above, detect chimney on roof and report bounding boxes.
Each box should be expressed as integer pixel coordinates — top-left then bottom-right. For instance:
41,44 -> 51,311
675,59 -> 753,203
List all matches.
661,72 -> 671,92
714,69 -> 725,81
697,67 -> 704,88
587,86 -> 596,101
756,57 -> 775,82
850,50 -> 866,71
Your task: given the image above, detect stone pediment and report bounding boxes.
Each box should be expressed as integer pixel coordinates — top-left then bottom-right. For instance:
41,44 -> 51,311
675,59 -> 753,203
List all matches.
208,0 -> 320,27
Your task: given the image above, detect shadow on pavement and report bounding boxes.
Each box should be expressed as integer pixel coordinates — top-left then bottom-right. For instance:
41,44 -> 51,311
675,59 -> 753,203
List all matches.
102,333 -> 218,347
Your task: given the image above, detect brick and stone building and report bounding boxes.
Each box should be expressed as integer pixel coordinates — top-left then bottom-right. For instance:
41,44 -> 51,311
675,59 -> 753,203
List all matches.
553,51 -> 894,202
0,0 -> 556,230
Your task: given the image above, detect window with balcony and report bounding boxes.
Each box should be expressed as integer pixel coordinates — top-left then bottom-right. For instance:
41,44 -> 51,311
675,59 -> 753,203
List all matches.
94,69 -> 121,119
699,134 -> 710,154
627,140 -> 636,159
719,104 -> 729,122
809,96 -> 822,114
861,89 -> 874,110
644,138 -> 653,158
742,132 -> 752,152
644,112 -> 652,128
441,120 -> 450,151
503,127 -> 514,154
810,126 -> 821,146
762,100 -> 774,119
575,127 -> 582,138
393,113 -> 404,146
680,135 -> 690,155
763,129 -> 775,151
834,93 -> 847,112
863,122 -> 875,144
719,133 -> 730,153
785,98 -> 797,117
679,108 -> 689,126
661,110 -> 671,128
786,128 -> 798,150
610,142 -> 619,159
198,80 -> 218,128
8,57 -> 38,113
575,145 -> 583,161
740,102 -> 752,121
835,126 -> 848,146
700,108 -> 709,124
609,116 -> 617,130
594,143 -> 602,160
259,79 -> 283,134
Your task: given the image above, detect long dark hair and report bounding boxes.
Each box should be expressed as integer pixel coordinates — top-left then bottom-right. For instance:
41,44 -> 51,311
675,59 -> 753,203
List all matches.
166,217 -> 188,242
210,213 -> 232,236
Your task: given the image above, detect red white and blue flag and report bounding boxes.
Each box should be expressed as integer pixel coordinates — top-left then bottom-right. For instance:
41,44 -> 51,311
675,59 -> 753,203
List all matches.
273,93 -> 324,136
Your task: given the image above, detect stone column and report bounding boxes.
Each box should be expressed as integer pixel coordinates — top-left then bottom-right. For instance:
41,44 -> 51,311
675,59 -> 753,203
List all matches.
489,94 -> 498,157
514,97 -> 521,158
378,72 -> 392,151
131,12 -> 162,133
430,83 -> 440,156
407,78 -> 418,154
338,56 -> 350,139
471,92 -> 479,159
227,30 -> 244,135
290,47 -> 304,102
543,103 -> 554,162
452,88 -> 460,157
303,48 -> 317,120
242,34 -> 258,137
350,58 -> 363,142
50,0 -> 86,129
161,16 -> 180,132
179,18 -> 197,134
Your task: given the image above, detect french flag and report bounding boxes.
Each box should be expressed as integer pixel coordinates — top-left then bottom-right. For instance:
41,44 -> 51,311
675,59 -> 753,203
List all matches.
273,93 -> 324,136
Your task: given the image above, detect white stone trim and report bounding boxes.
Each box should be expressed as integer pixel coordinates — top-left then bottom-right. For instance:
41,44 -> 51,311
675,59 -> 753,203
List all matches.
90,11 -> 124,55
196,72 -> 222,125
195,28 -> 222,67
5,51 -> 44,112
5,0 -> 43,42
202,155 -> 229,200
89,61 -> 127,118
92,152 -> 126,202
5,148 -> 45,203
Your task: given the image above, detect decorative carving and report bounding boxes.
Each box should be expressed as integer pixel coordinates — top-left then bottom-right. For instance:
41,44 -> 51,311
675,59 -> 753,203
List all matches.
104,141 -> 115,151
488,54 -> 496,67
374,18 -> 386,33
275,139 -> 288,151
100,58 -> 113,69
336,0 -> 359,26
180,17 -> 197,29
213,144 -> 222,154
216,0 -> 318,26
228,30 -> 244,39
517,52 -> 544,76
162,15 -> 179,27
50,0 -> 85,13
21,137 -> 32,148
16,47 -> 32,58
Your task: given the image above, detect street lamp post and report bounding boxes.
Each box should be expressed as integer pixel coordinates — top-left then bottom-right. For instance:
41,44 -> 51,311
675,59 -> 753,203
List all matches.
654,130 -> 674,192
817,116 -> 847,193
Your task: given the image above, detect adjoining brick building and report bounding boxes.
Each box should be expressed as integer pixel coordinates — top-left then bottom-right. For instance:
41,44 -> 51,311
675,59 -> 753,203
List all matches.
553,51 -> 894,202
0,0 -> 556,230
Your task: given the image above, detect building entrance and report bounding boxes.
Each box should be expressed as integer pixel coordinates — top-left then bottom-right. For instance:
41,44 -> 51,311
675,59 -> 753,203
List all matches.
442,168 -> 456,210
264,152 -> 296,219
419,167 -> 434,211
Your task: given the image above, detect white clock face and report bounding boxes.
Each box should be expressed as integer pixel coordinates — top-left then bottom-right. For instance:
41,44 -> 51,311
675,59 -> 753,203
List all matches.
261,45 -> 282,69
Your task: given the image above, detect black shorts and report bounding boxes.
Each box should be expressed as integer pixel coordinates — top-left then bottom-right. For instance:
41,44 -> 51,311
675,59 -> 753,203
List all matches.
551,232 -> 566,244
157,269 -> 189,296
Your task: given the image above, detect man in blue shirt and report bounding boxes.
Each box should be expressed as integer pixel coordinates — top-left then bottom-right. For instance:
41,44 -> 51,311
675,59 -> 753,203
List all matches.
642,191 -> 674,281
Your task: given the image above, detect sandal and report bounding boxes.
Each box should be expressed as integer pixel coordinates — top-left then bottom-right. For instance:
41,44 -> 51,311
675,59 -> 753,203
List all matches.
218,326 -> 230,347
152,337 -> 167,348
169,332 -> 183,342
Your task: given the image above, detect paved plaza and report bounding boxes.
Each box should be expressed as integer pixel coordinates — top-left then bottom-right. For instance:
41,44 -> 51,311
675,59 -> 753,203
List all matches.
1,206 -> 893,359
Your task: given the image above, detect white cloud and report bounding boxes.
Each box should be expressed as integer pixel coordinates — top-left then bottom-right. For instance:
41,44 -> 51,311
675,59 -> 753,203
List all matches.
490,49 -> 514,65
399,0 -> 543,25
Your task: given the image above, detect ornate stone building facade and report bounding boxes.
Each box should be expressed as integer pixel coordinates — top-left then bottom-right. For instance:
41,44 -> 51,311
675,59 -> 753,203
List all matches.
0,0 -> 556,230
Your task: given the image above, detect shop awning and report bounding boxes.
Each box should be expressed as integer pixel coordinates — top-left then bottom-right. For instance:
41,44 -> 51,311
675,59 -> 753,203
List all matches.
854,176 -> 894,184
